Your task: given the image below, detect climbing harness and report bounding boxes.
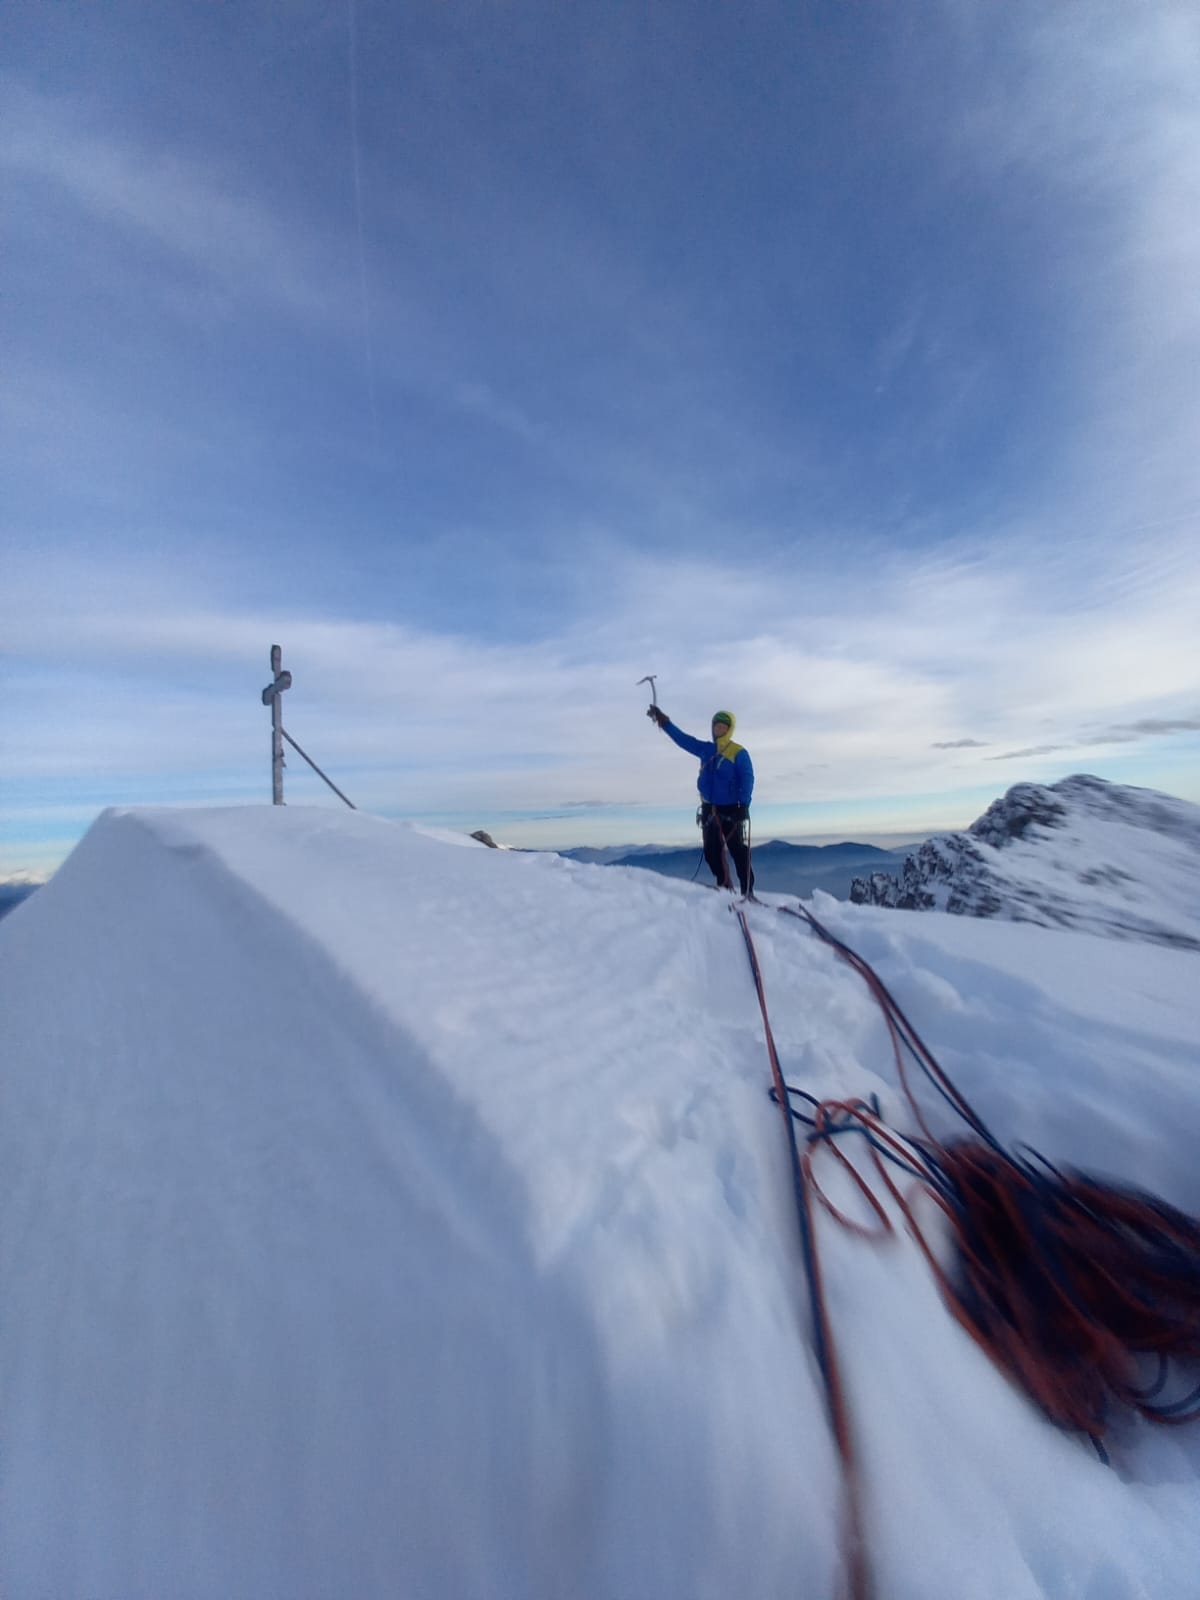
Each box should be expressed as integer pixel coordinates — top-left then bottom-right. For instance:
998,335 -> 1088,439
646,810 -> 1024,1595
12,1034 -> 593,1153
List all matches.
731,897 -> 1200,1600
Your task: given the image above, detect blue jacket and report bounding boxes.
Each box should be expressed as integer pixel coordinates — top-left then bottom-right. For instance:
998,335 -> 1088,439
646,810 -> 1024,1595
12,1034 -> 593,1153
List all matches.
662,720 -> 754,808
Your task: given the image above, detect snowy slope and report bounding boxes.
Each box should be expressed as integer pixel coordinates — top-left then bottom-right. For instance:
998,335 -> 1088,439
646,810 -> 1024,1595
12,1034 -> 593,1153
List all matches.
2,805 -> 1200,1600
851,774 -> 1200,949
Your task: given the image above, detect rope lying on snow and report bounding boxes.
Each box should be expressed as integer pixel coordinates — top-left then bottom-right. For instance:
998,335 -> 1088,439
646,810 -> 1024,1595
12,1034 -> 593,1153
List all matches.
734,906 -> 871,1600
734,899 -> 1200,1597
776,1088 -> 1200,1442
774,902 -> 1200,1447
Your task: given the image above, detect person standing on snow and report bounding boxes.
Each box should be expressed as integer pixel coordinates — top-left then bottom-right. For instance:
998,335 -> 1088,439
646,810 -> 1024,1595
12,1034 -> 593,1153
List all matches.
647,705 -> 755,897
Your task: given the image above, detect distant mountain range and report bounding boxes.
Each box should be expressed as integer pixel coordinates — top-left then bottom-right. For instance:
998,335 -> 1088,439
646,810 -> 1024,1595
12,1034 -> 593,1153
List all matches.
0,881 -> 40,924
560,839 -> 905,899
850,774 -> 1200,950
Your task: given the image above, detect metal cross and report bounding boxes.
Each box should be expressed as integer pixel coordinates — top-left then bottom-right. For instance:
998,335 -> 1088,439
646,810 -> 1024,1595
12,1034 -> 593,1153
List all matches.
261,644 -> 293,804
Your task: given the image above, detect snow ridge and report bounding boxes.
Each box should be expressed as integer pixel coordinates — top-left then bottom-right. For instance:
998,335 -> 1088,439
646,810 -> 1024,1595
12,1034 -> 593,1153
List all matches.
3,802 -> 1200,1599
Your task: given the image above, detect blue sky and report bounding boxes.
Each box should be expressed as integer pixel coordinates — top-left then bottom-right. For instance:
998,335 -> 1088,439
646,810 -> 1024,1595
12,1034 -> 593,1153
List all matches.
3,0 -> 1199,875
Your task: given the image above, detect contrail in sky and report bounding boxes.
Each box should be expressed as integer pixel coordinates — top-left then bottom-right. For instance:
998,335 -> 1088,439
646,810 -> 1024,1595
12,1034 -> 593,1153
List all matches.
348,0 -> 380,445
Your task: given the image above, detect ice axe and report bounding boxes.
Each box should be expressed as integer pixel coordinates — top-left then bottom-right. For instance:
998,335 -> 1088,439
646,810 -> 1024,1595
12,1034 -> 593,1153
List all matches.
638,673 -> 666,728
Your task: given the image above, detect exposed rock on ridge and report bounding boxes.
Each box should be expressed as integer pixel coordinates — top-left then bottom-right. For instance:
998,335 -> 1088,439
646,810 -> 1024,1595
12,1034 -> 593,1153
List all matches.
850,775 -> 1200,950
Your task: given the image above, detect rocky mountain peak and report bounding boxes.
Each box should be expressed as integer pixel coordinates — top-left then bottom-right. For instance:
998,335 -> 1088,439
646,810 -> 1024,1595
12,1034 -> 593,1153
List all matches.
850,775 -> 1200,950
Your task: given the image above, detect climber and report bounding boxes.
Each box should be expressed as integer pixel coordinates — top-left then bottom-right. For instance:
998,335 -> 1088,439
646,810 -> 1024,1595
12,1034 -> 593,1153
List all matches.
647,705 -> 755,896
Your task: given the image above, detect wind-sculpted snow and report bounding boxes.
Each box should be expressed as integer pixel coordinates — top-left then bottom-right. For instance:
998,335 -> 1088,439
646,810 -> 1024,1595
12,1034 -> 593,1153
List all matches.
2,804 -> 1199,1598
850,774 -> 1200,949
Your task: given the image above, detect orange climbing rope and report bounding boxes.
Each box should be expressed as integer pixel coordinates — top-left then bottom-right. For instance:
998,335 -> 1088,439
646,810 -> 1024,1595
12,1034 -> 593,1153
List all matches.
733,897 -> 1200,1597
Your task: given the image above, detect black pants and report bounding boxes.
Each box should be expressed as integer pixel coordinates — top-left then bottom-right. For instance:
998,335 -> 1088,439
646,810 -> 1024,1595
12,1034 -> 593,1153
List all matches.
701,805 -> 754,896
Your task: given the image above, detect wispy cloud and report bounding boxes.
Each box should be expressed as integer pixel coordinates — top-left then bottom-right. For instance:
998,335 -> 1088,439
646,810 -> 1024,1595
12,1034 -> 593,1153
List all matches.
988,746 -> 1066,763
0,79 -> 554,475
1094,717 -> 1200,741
949,1 -> 1200,520
2,83 -> 348,324
989,714 -> 1200,762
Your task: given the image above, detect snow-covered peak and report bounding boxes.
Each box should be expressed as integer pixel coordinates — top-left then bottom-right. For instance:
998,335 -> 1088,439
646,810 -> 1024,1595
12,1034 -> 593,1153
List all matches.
850,775 -> 1200,949
968,774 -> 1200,850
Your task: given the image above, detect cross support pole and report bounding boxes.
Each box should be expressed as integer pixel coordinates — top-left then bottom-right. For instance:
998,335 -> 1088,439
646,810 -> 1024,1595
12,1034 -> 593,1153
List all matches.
261,644 -> 293,804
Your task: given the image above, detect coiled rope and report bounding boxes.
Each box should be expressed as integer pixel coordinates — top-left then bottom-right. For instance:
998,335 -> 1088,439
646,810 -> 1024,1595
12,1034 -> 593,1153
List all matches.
733,897 -> 1200,1598
776,903 -> 1200,1440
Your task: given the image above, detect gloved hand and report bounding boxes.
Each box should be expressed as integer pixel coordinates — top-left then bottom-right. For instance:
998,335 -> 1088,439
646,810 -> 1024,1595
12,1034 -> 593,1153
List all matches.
731,804 -> 750,822
646,705 -> 669,727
